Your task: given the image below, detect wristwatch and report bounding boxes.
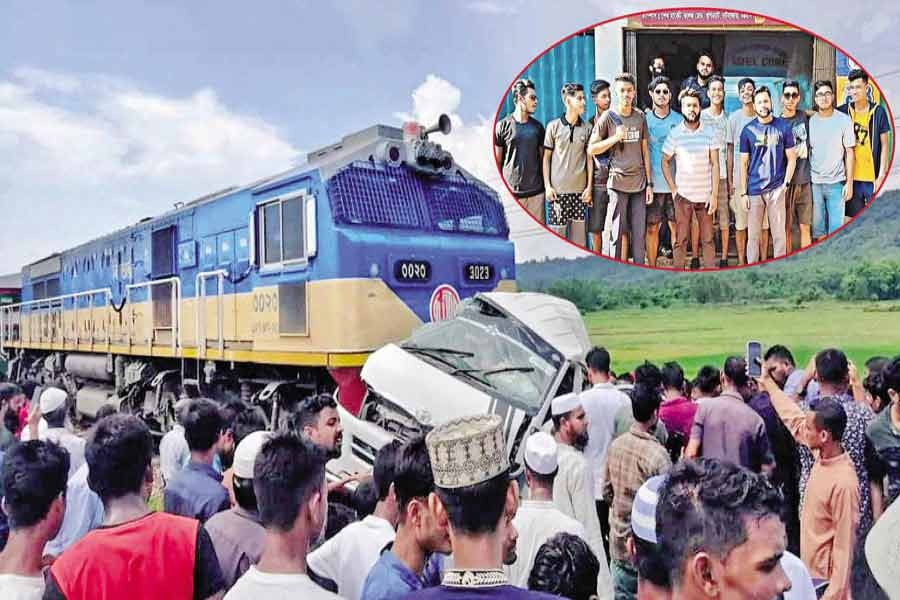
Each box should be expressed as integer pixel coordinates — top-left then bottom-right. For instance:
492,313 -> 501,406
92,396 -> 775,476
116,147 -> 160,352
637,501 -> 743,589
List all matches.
647,181 -> 654,188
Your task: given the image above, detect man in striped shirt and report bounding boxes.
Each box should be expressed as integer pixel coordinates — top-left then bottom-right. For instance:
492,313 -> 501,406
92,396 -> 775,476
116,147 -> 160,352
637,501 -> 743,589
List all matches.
660,88 -> 720,270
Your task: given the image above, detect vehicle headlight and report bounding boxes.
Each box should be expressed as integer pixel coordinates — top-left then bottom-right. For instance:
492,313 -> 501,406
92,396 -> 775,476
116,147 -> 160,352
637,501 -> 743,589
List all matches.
500,268 -> 509,279
369,263 -> 380,278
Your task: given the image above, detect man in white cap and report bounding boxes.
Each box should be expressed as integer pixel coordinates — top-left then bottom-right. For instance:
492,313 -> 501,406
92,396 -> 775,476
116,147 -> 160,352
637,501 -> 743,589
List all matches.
22,387 -> 85,478
507,432 -> 612,598
550,393 -> 607,582
206,430 -> 272,591
405,414 -> 557,600
21,389 -> 103,560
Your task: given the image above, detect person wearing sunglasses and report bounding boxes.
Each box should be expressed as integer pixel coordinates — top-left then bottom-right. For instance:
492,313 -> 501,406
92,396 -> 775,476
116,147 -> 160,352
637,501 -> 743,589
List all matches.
780,81 -> 814,252
644,76 -> 681,267
809,80 -> 856,239
495,79 -> 546,224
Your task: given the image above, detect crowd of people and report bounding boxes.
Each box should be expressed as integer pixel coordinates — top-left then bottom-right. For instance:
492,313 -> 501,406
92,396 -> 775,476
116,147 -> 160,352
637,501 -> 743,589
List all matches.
0,345 -> 898,599
494,52 -> 892,268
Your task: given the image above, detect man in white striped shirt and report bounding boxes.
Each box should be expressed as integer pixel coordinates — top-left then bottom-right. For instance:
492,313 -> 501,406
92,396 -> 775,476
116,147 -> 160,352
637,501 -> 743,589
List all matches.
661,88 -> 720,270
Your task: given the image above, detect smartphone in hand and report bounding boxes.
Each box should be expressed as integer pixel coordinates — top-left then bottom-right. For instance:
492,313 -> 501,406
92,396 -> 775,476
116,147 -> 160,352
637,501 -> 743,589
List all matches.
747,341 -> 763,378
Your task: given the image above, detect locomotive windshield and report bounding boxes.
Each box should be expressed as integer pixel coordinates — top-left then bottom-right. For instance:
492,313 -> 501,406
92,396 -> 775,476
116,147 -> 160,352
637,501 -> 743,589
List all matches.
401,298 -> 560,411
327,162 -> 509,236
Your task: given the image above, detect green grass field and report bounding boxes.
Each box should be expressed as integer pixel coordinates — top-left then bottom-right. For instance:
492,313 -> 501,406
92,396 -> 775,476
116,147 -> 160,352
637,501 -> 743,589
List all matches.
584,300 -> 900,378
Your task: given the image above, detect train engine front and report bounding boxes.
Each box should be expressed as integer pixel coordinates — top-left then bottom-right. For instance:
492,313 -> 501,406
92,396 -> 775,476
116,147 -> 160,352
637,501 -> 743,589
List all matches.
300,114 -> 517,412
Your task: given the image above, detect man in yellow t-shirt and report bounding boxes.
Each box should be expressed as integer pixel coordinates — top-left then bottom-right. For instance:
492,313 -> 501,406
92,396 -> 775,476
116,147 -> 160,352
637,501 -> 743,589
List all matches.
838,69 -> 892,221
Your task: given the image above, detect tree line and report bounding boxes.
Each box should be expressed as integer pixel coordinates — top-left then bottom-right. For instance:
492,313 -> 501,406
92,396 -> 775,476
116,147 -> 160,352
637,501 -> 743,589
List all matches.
529,259 -> 900,312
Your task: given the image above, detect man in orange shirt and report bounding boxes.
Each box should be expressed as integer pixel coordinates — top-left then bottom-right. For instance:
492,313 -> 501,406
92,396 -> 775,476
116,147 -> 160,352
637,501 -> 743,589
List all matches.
759,382 -> 860,600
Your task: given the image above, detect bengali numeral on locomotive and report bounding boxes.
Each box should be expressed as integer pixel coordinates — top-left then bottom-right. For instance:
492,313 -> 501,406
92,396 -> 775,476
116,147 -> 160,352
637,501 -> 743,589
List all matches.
394,260 -> 431,282
464,263 -> 493,282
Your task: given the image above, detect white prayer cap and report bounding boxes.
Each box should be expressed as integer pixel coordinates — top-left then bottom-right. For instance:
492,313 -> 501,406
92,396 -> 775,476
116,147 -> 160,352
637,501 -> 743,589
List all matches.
40,387 -> 67,414
550,392 -> 581,416
524,432 -> 558,475
232,430 -> 272,479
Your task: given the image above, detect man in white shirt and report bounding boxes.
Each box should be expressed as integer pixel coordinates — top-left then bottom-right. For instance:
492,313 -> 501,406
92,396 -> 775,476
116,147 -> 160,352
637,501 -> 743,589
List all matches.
225,432 -> 339,599
159,397 -> 191,482
550,393 -> 608,577
508,432 -> 612,598
21,388 -> 85,479
0,440 -> 69,599
577,346 -> 628,563
43,461 -> 104,559
307,440 -> 401,600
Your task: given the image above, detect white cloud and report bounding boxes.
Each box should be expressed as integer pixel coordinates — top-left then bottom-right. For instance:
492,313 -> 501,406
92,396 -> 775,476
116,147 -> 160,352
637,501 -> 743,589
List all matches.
0,68 -> 300,274
396,74 -> 588,263
12,66 -> 83,93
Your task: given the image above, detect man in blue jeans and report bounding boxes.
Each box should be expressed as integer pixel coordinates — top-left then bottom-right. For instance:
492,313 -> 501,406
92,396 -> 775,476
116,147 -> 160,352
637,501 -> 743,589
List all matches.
809,80 -> 855,240
838,69 -> 892,221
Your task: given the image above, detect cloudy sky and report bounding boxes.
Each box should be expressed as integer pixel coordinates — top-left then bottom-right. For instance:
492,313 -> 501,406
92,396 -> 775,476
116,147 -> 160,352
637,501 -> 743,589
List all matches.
1,0 -> 898,274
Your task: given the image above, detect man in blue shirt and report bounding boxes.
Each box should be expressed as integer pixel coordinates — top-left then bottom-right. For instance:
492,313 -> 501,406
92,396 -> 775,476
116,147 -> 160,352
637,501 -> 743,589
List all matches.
361,436 -> 447,600
644,76 -> 681,268
164,398 -> 231,522
739,86 -> 798,264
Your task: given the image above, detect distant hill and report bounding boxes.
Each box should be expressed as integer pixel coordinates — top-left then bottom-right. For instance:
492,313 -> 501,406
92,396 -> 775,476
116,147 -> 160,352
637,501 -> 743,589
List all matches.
517,190 -> 900,289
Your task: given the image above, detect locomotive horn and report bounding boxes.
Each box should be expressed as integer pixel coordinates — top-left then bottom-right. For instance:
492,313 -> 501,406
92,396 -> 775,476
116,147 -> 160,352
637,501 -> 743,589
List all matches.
423,114 -> 452,137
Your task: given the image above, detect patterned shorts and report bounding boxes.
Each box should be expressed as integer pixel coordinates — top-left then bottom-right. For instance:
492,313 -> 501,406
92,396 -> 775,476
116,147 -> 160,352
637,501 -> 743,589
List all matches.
548,193 -> 586,227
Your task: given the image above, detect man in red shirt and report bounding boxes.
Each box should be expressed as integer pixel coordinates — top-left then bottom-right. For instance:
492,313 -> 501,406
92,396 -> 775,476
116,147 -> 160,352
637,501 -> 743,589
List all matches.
44,414 -> 225,600
658,361 -> 697,442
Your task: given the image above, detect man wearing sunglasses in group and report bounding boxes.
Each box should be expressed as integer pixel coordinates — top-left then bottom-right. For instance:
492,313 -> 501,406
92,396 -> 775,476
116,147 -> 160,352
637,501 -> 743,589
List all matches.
780,80 -> 814,251
644,76 -> 681,267
495,79 -> 546,223
809,80 -> 856,239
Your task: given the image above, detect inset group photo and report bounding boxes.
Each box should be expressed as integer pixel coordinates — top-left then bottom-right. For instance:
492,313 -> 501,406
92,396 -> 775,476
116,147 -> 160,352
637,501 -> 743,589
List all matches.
494,8 -> 894,270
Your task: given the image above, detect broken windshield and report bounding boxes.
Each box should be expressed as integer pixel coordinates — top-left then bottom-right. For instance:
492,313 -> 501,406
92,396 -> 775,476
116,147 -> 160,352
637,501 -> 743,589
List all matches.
403,299 -> 559,410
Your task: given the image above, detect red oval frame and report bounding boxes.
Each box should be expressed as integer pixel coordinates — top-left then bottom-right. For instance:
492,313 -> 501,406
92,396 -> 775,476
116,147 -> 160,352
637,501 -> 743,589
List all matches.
492,6 -> 896,272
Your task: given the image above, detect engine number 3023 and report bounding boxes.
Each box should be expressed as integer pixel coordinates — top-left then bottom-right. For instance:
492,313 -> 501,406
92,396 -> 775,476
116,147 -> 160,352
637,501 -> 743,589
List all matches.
465,263 -> 493,282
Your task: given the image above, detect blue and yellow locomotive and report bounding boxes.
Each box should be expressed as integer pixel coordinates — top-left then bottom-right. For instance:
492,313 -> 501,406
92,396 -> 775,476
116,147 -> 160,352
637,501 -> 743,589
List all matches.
0,115 -> 515,432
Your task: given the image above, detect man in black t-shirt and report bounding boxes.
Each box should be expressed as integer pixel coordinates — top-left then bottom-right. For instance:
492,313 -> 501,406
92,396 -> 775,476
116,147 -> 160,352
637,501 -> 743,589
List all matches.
495,79 -> 546,223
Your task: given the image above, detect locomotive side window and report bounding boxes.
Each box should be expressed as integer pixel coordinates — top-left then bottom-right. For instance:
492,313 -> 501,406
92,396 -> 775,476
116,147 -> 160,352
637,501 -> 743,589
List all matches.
260,193 -> 308,266
282,197 -> 304,261
263,202 -> 282,264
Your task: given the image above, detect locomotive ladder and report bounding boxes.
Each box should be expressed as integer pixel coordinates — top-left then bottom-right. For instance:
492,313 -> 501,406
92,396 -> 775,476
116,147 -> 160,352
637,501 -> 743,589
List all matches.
125,277 -> 182,354
195,270 -> 227,358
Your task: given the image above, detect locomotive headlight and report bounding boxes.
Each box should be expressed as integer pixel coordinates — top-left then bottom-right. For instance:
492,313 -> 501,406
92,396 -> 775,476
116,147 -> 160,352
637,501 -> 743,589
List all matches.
369,263 -> 380,278
500,268 -> 509,279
